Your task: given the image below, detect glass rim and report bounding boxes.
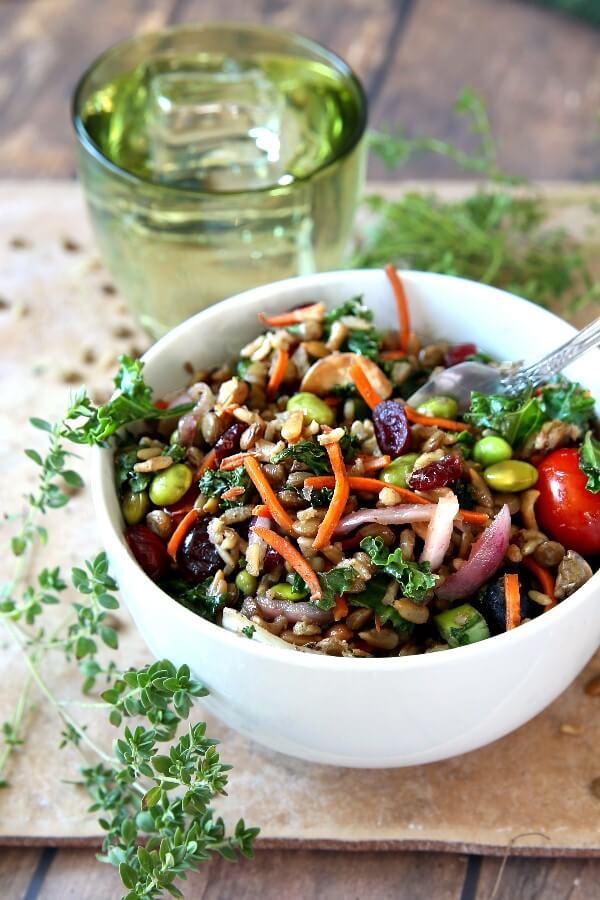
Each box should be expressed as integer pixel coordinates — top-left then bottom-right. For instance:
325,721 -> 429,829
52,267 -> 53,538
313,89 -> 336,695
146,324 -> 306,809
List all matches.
71,21 -> 368,198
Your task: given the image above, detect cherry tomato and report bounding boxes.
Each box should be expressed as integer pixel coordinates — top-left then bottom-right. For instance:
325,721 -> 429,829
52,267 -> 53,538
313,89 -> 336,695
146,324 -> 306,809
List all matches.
125,525 -> 168,581
535,448 -> 600,556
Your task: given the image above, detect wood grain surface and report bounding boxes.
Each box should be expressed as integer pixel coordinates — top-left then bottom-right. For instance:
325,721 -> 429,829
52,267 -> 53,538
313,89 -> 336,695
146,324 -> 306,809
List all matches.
3,1 -> 600,899
1,0 -> 600,180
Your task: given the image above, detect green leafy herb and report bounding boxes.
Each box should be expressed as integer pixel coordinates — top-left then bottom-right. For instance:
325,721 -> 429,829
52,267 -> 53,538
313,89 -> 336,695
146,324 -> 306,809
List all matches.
272,433 -> 357,474
158,575 -> 227,623
345,327 -> 382,360
324,296 -> 373,324
62,355 -> 193,446
465,390 -> 546,448
579,430 -> 600,493
309,486 -> 335,507
539,378 -> 595,431
114,448 -> 152,495
198,466 -> 252,508
360,536 -> 437,600
291,566 -> 357,612
242,625 -> 256,639
348,576 -> 413,634
353,88 -> 600,313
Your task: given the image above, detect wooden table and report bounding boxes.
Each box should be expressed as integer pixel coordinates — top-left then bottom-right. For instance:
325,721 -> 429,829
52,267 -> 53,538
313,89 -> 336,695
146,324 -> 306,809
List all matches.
3,1 -> 600,897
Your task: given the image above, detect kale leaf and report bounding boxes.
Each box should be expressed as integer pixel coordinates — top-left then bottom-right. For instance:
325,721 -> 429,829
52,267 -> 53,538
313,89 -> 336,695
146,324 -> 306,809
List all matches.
539,378 -> 595,431
292,566 -> 357,612
324,297 -> 373,325
579,430 -> 600,493
360,536 -> 437,600
63,355 -> 193,446
309,487 -> 335,507
348,576 -> 413,634
198,466 -> 252,508
464,390 -> 545,448
158,575 -> 226,623
272,433 -> 357,474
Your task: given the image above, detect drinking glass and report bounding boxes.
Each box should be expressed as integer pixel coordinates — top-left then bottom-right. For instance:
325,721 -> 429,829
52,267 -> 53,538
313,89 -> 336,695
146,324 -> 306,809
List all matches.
72,24 -> 367,337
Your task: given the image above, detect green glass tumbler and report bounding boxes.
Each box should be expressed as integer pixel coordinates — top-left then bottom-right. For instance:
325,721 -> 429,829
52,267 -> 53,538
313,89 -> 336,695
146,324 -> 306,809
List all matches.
72,23 -> 367,338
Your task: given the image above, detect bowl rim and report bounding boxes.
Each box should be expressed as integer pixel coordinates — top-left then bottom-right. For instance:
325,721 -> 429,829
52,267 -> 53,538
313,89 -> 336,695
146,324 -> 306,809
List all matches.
91,268 -> 598,673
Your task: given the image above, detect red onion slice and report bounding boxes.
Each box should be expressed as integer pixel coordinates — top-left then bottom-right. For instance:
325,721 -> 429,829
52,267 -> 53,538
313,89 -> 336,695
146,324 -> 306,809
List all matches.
436,504 -> 511,601
256,594 -> 333,624
420,491 -> 459,571
334,504 -> 437,537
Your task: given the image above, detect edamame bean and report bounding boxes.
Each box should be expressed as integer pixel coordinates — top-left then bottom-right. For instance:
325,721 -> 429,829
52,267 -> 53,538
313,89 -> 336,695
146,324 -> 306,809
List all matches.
287,392 -> 335,427
416,396 -> 458,420
270,582 -> 309,601
483,460 -> 538,493
149,463 -> 193,506
473,435 -> 513,467
121,491 -> 150,525
380,453 -> 419,488
235,570 -> 258,596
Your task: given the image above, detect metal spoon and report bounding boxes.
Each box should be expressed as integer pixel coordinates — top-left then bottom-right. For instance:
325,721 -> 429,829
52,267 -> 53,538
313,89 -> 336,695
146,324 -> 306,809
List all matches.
407,316 -> 600,413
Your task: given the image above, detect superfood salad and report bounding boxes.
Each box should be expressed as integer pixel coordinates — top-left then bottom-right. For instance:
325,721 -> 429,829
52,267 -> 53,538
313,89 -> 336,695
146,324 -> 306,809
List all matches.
111,267 -> 600,658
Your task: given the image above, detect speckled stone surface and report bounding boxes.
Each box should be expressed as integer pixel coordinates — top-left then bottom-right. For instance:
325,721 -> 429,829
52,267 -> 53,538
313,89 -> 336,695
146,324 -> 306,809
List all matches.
2,180 -> 600,853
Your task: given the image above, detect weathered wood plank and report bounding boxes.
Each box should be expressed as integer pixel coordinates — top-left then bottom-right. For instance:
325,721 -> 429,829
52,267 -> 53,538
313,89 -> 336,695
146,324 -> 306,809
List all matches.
475,855 -> 600,899
39,849 -> 468,900
0,0 -> 394,179
0,847 -> 43,899
371,0 -> 600,180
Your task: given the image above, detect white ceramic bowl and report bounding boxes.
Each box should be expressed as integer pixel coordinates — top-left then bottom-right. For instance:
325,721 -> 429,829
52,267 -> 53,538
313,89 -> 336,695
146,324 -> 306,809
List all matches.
92,270 -> 600,767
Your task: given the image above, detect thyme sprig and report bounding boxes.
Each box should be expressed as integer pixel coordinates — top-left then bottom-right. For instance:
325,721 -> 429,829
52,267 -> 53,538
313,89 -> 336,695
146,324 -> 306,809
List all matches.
1,417 -> 258,897
355,88 -> 600,312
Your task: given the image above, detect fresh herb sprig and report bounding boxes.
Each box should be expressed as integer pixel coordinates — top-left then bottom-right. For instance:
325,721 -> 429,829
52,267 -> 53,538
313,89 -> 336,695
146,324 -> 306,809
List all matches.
354,88 -> 600,312
1,413 -> 258,897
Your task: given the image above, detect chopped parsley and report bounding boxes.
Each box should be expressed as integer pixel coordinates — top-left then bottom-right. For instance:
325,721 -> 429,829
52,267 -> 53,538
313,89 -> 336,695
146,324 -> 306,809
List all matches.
241,625 -> 256,639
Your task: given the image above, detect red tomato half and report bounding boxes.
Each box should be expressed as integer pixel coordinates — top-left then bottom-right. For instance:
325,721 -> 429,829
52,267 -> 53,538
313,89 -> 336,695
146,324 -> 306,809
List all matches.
536,448 -> 600,556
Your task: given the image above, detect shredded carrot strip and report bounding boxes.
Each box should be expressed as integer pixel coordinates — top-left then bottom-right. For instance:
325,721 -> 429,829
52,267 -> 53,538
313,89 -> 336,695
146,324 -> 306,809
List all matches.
504,573 -> 521,630
379,350 -> 406,361
312,442 -> 349,551
385,264 -> 410,353
357,454 -> 391,473
253,504 -> 270,518
266,347 -> 289,400
195,448 -> 217,479
349,361 -> 383,411
258,302 -> 325,327
304,475 -> 489,525
334,596 -> 349,621
219,451 -> 256,472
522,557 -> 556,608
167,509 -> 199,560
404,405 -> 474,433
244,456 -> 294,533
253,526 -> 321,600
221,485 -> 245,501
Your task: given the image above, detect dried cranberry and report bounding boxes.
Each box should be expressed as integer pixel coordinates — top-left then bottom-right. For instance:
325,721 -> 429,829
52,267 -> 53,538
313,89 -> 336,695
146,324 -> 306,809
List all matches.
177,518 -> 221,582
373,400 -> 410,457
444,343 -> 477,368
407,455 -> 464,491
263,545 -> 283,572
125,525 -> 167,581
214,421 -> 247,463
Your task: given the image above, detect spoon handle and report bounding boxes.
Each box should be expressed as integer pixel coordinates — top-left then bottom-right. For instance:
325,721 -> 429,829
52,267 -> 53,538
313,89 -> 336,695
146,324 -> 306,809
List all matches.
504,316 -> 600,394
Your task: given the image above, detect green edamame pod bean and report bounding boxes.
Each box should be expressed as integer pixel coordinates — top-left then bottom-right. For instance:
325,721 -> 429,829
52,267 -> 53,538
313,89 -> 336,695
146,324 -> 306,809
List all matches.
380,453 -> 419,488
473,435 -> 513,467
270,582 -> 309,601
235,570 -> 258,596
483,460 -> 538,493
287,392 -> 335,427
121,491 -> 150,525
149,463 -> 193,506
416,396 -> 458,420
